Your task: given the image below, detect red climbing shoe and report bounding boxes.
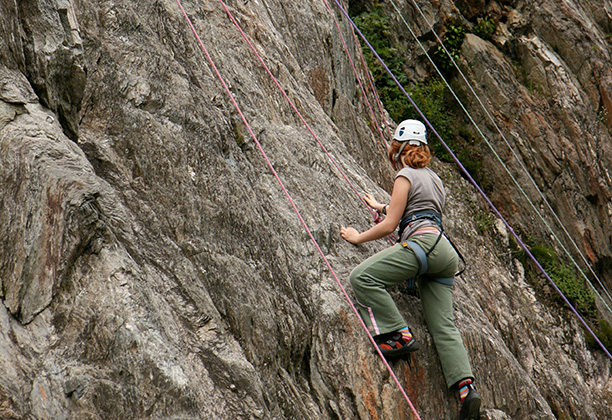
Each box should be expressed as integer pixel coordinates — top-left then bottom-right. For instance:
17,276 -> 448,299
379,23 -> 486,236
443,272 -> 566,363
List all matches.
376,331 -> 419,358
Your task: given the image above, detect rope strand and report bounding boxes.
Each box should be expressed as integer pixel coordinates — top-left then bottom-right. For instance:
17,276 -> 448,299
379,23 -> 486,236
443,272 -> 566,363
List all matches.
215,0 -> 397,242
175,1 -> 421,417
321,0 -> 390,153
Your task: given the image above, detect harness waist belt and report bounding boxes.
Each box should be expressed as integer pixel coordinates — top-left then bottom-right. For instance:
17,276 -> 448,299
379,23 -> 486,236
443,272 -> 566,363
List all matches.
398,210 -> 443,240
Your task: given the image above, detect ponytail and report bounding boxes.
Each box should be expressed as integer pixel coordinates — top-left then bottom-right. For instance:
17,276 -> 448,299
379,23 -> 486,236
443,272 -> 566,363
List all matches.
388,141 -> 431,169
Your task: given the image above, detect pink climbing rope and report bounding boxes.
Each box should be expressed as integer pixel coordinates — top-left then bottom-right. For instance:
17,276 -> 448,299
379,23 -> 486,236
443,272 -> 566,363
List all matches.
335,0 -> 394,144
214,0 -> 398,241
322,0 -> 389,153
174,1 -> 422,418
321,0 -> 393,151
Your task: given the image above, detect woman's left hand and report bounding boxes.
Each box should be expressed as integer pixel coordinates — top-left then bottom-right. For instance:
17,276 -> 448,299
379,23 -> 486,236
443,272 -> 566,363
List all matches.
340,226 -> 361,244
363,193 -> 382,211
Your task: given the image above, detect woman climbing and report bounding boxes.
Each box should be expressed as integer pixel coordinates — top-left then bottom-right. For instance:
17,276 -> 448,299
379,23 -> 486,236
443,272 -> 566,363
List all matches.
340,119 -> 481,420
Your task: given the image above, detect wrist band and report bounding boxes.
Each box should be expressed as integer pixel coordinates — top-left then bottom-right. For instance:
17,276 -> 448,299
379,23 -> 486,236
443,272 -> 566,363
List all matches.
382,205 -> 388,215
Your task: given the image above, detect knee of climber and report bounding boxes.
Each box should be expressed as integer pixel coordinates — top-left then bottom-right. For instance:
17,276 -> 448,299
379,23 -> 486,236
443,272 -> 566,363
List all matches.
350,266 -> 374,297
349,267 -> 363,290
429,317 -> 462,345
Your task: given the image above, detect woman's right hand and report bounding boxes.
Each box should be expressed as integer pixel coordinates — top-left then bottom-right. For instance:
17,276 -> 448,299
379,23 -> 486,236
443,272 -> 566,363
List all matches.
340,226 -> 361,244
364,193 -> 383,212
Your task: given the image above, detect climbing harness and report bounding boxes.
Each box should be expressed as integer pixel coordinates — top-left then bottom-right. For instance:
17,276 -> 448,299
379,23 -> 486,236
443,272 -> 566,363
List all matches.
402,241 -> 453,284
398,210 -> 442,239
399,210 -> 466,293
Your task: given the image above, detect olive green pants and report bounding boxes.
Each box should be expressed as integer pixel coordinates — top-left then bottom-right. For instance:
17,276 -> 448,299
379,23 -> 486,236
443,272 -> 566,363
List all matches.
350,233 -> 474,388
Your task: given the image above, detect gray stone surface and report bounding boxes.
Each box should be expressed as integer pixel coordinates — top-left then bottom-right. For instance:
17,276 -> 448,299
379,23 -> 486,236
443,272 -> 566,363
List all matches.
0,0 -> 611,419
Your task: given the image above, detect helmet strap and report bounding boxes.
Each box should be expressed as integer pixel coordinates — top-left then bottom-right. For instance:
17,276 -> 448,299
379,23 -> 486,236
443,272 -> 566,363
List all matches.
393,141 -> 408,168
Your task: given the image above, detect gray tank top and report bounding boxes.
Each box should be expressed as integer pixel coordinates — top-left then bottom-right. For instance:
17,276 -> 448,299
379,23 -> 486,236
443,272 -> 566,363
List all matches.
395,166 -> 446,241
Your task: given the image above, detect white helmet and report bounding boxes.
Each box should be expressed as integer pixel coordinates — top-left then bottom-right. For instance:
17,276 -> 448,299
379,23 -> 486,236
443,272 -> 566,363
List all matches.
393,119 -> 427,145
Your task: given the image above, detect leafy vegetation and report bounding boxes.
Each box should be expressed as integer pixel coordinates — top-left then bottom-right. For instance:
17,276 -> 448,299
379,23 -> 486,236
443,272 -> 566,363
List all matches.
351,7 -> 486,185
516,237 -> 596,317
474,16 -> 496,40
432,23 -> 466,75
402,79 -> 453,157
586,319 -> 612,352
475,209 -> 495,233
513,235 -> 612,354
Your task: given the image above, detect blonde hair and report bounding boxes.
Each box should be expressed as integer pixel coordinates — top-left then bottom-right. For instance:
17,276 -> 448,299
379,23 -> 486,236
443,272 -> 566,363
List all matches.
388,141 -> 431,170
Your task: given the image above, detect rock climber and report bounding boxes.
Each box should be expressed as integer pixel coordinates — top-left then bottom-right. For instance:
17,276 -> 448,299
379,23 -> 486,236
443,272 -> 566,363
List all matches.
340,119 -> 481,420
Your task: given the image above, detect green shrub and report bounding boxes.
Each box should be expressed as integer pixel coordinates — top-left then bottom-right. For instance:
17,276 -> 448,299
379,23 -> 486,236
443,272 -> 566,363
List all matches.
513,237 -> 612,354
585,319 -> 612,353
517,237 -> 597,318
353,8 -> 483,183
548,259 -> 596,317
402,78 -> 453,157
474,16 -> 495,40
475,210 -> 494,233
353,9 -> 452,138
432,23 -> 466,74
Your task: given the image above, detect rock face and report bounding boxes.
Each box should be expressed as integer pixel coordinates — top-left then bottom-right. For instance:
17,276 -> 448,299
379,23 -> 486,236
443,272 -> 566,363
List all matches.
0,0 -> 610,419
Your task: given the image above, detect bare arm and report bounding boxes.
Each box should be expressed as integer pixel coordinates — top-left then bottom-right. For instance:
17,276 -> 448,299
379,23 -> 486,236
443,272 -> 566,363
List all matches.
340,176 -> 411,245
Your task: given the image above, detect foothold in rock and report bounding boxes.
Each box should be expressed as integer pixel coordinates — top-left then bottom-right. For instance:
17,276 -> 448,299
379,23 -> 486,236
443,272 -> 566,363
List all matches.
63,377 -> 86,400
195,313 -> 212,327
